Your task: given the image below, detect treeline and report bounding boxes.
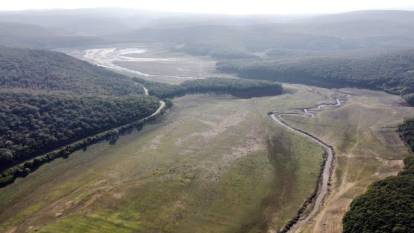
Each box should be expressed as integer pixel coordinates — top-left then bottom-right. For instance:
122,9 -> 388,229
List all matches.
342,156 -> 414,233
0,47 -> 165,188
342,121 -> 414,232
217,50 -> 414,106
0,95 -> 162,188
0,46 -> 145,96
399,120 -> 414,152
0,90 -> 159,172
175,44 -> 258,60
0,46 -> 284,188
133,77 -> 283,99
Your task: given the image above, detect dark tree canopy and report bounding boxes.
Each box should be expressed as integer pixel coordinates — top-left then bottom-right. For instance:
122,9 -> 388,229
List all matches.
399,120 -> 414,152
0,90 -> 159,172
133,77 -> 283,99
342,157 -> 414,233
0,47 -> 161,184
217,50 -> 414,106
342,122 -> 414,233
0,46 -> 145,96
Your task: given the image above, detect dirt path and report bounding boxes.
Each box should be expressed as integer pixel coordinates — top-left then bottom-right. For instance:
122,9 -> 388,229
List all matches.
269,96 -> 345,233
146,100 -> 166,119
142,85 -> 149,96
137,80 -> 166,120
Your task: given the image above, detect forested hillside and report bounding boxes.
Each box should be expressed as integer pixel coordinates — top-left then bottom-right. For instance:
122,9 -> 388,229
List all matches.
218,50 -> 414,105
0,47 -> 162,186
134,77 -> 283,99
0,91 -> 159,171
0,47 -> 145,95
342,121 -> 414,232
0,46 -> 285,188
342,156 -> 414,233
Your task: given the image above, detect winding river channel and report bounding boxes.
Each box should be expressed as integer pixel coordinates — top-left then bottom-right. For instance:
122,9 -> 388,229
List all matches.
83,47 -> 346,232
269,97 -> 345,233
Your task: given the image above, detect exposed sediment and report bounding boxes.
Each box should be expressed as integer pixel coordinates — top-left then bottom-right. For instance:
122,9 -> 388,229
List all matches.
269,94 -> 347,233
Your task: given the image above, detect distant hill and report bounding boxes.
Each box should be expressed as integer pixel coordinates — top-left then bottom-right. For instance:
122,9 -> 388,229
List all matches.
0,8 -> 155,36
302,10 -> 414,25
0,8 -> 158,48
286,10 -> 414,48
120,10 -> 414,57
0,22 -> 101,49
0,22 -> 55,46
1,9 -> 414,52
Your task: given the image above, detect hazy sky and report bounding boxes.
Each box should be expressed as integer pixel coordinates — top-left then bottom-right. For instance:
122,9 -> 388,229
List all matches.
2,0 -> 414,14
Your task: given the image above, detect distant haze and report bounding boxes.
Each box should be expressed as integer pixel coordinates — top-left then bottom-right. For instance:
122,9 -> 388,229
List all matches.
2,0 -> 414,14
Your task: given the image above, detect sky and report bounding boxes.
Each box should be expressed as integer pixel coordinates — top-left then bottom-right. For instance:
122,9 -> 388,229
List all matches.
1,0 -> 414,14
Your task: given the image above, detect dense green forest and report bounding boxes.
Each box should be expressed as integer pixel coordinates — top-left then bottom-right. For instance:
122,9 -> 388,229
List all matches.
133,77 -> 283,99
0,46 -> 145,95
0,47 -> 163,187
342,121 -> 414,232
342,156 -> 414,233
217,50 -> 414,105
0,91 -> 159,171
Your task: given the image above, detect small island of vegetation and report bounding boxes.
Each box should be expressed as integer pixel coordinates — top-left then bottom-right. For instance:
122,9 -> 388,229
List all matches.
134,77 -> 283,99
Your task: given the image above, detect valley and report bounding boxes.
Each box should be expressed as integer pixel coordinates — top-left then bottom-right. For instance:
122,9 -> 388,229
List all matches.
0,6 -> 414,233
0,87 -> 325,233
1,77 -> 412,232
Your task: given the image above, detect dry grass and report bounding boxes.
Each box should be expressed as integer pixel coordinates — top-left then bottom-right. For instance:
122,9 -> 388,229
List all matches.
282,87 -> 414,233
2,85 -> 409,233
0,88 -> 325,233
